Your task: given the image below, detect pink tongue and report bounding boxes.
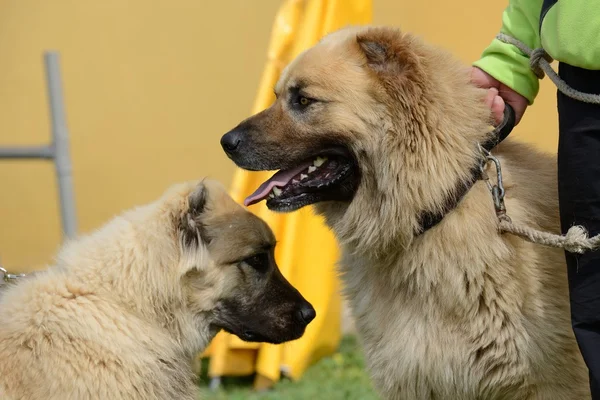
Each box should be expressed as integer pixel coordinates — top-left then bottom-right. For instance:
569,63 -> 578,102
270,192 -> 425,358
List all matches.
244,160 -> 314,207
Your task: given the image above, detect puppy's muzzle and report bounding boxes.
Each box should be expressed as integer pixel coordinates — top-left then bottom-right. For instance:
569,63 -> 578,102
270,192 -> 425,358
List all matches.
295,302 -> 316,326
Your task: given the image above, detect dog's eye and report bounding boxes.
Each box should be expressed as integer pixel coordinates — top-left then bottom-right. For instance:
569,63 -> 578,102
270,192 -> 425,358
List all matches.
291,93 -> 314,109
243,252 -> 269,272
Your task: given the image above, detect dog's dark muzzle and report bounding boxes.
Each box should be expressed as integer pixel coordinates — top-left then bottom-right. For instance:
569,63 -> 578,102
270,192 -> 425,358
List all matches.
220,122 -> 303,171
220,126 -> 263,171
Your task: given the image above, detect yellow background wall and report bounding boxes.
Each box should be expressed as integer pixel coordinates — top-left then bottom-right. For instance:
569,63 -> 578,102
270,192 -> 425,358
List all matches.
0,0 -> 557,271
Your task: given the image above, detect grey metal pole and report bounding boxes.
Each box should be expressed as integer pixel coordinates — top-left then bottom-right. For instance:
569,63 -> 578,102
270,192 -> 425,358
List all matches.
0,146 -> 54,159
44,51 -> 78,239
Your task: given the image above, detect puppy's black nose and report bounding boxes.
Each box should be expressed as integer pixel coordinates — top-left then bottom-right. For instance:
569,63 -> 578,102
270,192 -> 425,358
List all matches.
295,303 -> 316,325
221,130 -> 242,153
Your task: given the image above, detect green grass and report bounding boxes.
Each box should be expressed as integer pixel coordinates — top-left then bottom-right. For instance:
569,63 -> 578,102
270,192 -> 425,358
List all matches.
198,335 -> 379,400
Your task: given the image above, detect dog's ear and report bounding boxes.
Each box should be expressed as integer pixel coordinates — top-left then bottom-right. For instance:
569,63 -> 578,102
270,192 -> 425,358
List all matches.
357,37 -> 387,67
181,182 -> 211,247
356,28 -> 417,76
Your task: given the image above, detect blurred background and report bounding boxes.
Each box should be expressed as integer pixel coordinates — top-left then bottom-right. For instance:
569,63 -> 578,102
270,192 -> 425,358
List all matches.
0,0 -> 558,398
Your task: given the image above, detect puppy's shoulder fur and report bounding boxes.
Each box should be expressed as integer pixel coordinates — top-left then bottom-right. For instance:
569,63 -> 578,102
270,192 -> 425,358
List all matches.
0,177 -> 315,400
0,181 -> 214,400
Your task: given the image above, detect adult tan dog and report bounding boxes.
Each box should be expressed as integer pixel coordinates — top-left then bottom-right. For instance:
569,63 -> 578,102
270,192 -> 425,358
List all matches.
0,180 -> 315,400
221,26 -> 589,399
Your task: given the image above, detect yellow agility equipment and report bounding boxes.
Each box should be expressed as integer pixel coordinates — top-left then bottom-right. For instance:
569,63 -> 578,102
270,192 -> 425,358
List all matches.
201,0 -> 372,390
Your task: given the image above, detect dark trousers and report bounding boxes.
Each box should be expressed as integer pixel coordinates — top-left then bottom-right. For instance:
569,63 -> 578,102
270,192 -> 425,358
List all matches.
558,63 -> 600,398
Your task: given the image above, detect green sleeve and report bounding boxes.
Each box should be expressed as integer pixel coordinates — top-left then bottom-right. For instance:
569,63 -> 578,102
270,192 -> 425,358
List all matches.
473,0 -> 543,104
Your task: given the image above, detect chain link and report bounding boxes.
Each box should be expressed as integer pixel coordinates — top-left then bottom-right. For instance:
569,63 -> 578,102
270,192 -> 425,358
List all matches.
0,267 -> 27,284
478,145 -> 511,223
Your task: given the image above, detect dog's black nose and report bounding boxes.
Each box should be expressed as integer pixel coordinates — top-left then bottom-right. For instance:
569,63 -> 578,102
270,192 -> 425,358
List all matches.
221,130 -> 242,153
295,303 -> 316,325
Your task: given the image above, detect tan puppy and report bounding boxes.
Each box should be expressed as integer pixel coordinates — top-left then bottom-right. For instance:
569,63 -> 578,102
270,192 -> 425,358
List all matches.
221,26 -> 589,399
0,180 -> 315,400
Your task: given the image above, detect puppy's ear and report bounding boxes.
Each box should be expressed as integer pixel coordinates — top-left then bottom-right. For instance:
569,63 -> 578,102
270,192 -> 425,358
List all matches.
356,28 -> 417,76
188,183 -> 207,216
181,182 -> 211,247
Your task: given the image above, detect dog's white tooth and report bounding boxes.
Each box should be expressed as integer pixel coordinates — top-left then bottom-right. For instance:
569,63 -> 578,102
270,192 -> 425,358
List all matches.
268,192 -> 275,199
273,187 -> 282,196
300,174 -> 308,180
308,166 -> 317,173
292,179 -> 299,184
313,156 -> 327,167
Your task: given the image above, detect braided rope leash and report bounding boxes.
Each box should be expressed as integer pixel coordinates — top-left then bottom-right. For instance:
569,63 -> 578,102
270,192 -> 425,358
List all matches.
498,218 -> 600,254
485,34 -> 600,253
479,141 -> 600,254
495,33 -> 600,105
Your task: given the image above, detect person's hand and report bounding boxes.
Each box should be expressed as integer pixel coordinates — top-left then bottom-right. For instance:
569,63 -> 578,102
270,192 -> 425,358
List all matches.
470,67 -> 528,126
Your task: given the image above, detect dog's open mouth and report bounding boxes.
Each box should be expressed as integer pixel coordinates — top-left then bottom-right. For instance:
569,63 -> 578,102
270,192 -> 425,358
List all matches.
244,148 -> 359,212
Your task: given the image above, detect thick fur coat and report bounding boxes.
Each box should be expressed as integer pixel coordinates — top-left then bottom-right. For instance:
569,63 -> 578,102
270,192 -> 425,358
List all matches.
221,26 -> 590,399
0,180 -> 314,400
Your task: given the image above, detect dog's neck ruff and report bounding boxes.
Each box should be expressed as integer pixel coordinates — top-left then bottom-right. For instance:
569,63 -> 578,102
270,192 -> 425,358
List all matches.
416,105 -> 516,235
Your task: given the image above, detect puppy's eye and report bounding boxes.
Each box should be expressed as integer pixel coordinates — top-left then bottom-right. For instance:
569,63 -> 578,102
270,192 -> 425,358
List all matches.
243,252 -> 269,272
299,96 -> 310,106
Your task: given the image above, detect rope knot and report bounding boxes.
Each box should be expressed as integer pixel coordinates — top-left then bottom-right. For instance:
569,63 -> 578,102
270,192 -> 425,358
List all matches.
563,226 -> 597,254
530,48 -> 553,79
499,219 -> 600,254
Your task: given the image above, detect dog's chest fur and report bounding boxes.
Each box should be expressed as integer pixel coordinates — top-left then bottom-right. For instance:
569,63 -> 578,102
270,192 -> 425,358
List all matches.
335,179 -> 589,400
339,247 -> 501,399
0,275 -> 209,400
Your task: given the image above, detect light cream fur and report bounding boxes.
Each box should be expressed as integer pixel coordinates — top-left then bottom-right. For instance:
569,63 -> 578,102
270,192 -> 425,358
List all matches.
237,26 -> 590,399
0,180 -> 276,400
336,142 -> 589,399
314,27 -> 590,400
